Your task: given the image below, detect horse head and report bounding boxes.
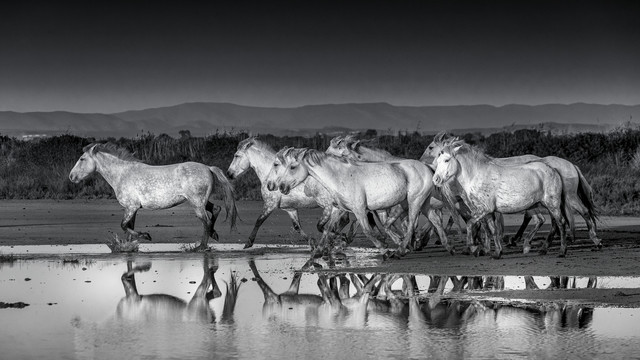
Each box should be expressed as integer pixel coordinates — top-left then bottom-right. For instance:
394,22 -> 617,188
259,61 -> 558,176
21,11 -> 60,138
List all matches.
227,138 -> 255,179
420,132 -> 458,164
267,147 -> 310,195
326,135 -> 346,156
69,143 -> 100,183
432,143 -> 464,187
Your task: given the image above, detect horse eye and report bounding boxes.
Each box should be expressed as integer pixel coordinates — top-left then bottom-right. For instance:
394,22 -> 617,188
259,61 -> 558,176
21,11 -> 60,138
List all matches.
445,159 -> 450,163
290,165 -> 297,169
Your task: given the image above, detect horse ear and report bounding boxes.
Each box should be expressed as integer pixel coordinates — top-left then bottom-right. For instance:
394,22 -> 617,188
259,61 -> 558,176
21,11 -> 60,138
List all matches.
452,144 -> 463,154
434,131 -> 446,142
82,143 -> 99,155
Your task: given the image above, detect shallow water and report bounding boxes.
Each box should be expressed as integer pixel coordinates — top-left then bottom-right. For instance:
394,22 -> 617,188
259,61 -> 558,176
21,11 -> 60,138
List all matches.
1,248 -> 640,360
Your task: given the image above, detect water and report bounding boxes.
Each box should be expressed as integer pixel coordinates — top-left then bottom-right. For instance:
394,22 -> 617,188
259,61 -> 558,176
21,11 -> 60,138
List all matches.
1,248 -> 640,360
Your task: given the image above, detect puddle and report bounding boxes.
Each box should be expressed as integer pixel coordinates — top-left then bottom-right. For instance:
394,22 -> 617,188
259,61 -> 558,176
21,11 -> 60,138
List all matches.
1,249 -> 640,359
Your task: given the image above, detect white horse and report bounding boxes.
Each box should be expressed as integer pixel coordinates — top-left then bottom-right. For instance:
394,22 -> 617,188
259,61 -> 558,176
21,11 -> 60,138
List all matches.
421,132 -> 600,251
431,142 -> 570,258
327,135 -> 461,253
69,142 -> 238,251
268,147 -> 436,258
226,137 -> 349,249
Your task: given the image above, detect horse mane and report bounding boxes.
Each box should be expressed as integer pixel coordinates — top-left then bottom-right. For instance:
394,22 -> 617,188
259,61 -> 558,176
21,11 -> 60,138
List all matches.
84,142 -> 142,162
276,147 -> 356,166
340,135 -> 390,156
329,135 -> 344,147
237,136 -> 275,153
445,141 -> 494,163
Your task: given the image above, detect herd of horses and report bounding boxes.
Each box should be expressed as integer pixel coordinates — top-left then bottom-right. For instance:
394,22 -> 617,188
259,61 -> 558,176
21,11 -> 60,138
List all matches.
68,132 -> 601,259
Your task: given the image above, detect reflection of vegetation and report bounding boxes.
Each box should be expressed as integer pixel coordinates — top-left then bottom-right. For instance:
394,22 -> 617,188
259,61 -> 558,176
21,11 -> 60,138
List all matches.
3,128 -> 640,214
0,253 -> 16,263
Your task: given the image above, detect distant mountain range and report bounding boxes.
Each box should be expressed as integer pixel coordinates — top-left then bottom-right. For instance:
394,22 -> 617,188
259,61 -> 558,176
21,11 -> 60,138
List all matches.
1,102 -> 639,139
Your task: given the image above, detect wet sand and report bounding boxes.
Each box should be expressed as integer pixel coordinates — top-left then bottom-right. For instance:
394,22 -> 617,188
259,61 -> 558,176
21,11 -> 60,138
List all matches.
1,199 -> 640,279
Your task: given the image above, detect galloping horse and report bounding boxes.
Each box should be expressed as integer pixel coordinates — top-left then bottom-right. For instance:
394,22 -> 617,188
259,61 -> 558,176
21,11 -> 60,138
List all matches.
268,147 -> 436,257
431,143 -> 570,258
69,142 -> 238,251
421,132 -> 600,250
226,137 -> 348,249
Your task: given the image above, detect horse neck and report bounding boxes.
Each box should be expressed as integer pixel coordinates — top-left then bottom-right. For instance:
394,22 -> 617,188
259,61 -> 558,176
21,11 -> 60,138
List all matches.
304,157 -> 348,195
94,153 -> 137,188
452,152 -> 487,189
247,147 -> 276,181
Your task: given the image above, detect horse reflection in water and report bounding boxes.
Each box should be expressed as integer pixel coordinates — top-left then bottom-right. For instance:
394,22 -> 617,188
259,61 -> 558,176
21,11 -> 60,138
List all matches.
117,258 -> 222,322
73,256 -> 241,359
249,260 -> 379,328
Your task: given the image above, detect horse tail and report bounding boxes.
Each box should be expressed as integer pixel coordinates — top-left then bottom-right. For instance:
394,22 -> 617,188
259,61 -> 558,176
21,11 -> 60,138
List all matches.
209,166 -> 238,231
575,165 -> 599,227
559,172 -> 576,239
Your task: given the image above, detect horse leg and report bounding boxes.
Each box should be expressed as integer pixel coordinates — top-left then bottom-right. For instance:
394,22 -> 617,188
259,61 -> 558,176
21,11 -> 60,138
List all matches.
206,202 -> 221,241
245,204 -> 277,249
353,209 -> 389,257
484,213 -> 502,259
397,197 -> 424,256
521,213 -> 545,255
510,211 -> 533,247
284,209 -> 310,241
425,207 -> 454,255
194,205 -> 213,251
314,208 -> 344,257
466,214 -> 488,257
248,260 -> 279,303
546,207 -> 567,257
283,271 -> 303,295
121,207 -> 150,241
574,203 -> 602,249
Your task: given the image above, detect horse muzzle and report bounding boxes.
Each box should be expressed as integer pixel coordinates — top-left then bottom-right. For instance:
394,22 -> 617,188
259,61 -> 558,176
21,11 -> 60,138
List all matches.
279,183 -> 291,195
226,170 -> 235,180
432,174 -> 443,187
266,181 -> 276,192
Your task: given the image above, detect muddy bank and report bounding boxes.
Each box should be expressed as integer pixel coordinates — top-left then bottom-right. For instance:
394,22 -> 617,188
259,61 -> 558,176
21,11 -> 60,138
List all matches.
1,199 -> 640,278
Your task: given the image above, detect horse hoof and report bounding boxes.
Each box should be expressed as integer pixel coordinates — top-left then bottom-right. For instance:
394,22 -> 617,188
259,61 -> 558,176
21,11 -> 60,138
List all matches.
492,252 -> 502,260
523,246 -> 531,254
212,231 -> 219,241
557,253 -> 566,258
461,247 -> 471,256
448,248 -> 456,256
243,243 -> 253,249
382,250 -> 394,261
138,232 -> 152,241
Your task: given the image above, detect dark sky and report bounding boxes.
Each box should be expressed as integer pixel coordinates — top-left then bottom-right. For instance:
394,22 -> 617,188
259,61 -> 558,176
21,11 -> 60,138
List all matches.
1,1 -> 639,113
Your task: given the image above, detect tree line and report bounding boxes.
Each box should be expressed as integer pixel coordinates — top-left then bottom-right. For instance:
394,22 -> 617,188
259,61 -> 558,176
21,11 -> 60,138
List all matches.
1,128 -> 640,215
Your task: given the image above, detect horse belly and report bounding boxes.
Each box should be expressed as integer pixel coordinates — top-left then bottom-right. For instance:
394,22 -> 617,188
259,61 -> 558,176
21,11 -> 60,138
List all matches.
363,177 -> 407,210
494,177 -> 543,213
